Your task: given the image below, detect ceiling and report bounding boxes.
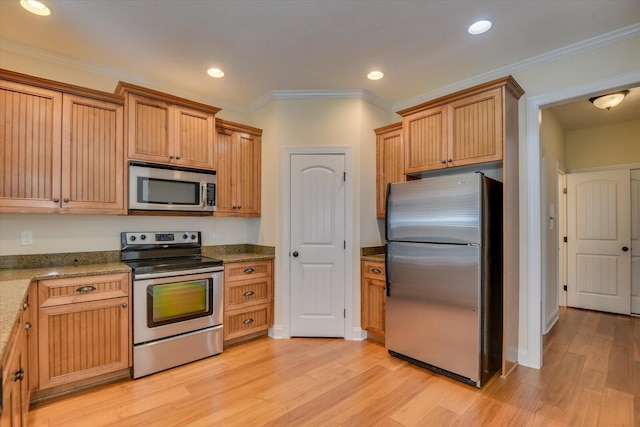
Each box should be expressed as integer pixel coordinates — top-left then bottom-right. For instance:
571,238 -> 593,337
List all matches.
1,0 -> 639,129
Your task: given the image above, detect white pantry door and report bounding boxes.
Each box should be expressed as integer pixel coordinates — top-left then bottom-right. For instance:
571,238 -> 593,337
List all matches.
631,169 -> 640,314
290,154 -> 346,337
567,169 -> 631,314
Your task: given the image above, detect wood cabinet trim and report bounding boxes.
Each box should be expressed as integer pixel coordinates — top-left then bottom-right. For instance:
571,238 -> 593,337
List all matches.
115,81 -> 220,115
396,75 -> 523,117
216,119 -> 263,136
0,68 -> 124,104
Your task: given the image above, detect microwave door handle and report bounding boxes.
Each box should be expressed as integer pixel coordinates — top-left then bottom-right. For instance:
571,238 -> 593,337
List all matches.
202,182 -> 207,208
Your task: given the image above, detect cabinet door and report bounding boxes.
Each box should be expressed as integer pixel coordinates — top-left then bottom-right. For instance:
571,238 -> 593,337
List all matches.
403,105 -> 448,174
448,87 -> 503,167
38,297 -> 129,389
213,127 -> 235,215
0,80 -> 62,211
362,277 -> 386,337
375,124 -> 403,218
127,93 -> 173,163
173,106 -> 215,170
234,132 -> 261,217
61,94 -> 125,213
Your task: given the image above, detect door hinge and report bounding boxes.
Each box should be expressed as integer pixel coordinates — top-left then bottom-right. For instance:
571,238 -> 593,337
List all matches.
563,236 -> 567,243
563,188 -> 567,194
563,285 -> 568,291
343,172 -> 346,182
344,309 -> 346,318
344,241 -> 346,249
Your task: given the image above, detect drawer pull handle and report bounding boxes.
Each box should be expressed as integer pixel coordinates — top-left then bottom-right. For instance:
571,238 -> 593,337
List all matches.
371,268 -> 382,274
24,322 -> 32,330
243,291 -> 255,297
243,268 -> 255,274
243,318 -> 254,324
76,285 -> 97,293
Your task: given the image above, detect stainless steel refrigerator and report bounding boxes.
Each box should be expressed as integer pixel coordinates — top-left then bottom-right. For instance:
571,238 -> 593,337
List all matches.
385,172 -> 502,388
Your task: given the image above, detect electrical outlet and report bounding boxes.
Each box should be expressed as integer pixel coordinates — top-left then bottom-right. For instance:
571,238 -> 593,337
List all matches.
21,231 -> 33,246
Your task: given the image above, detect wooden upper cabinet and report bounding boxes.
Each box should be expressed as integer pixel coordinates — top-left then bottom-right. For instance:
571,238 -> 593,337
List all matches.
116,82 -> 219,170
398,76 -> 523,174
62,94 -> 124,212
215,119 -> 262,217
0,70 -> 125,214
375,122 -> 404,218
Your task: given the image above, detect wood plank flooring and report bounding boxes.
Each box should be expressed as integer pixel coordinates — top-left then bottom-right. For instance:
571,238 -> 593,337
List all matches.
29,307 -> 639,426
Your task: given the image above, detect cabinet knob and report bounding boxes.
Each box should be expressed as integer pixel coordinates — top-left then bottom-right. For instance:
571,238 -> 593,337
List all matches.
63,198 -> 69,203
24,322 -> 32,330
53,197 -> 60,203
169,155 -> 175,159
13,368 -> 24,381
237,206 -> 242,209
176,156 -> 181,160
447,159 -> 453,163
23,301 -> 29,310
122,303 -> 128,308
441,160 -> 446,164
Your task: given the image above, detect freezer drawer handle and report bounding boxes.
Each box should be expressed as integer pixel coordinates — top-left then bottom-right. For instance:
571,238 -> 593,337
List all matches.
76,285 -> 97,293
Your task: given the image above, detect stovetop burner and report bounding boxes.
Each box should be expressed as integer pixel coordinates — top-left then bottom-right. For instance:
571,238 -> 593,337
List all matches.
120,231 -> 223,277
124,256 -> 223,275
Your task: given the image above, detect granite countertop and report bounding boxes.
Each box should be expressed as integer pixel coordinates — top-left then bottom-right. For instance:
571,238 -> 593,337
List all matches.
361,254 -> 385,263
0,262 -> 132,368
214,253 -> 275,263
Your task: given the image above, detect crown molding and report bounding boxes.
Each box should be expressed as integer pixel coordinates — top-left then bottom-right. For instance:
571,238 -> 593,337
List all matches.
392,23 -> 640,112
249,89 -> 391,112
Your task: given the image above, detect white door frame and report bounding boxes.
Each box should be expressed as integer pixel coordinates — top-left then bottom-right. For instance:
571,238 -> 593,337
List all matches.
277,146 -> 354,339
523,70 -> 640,369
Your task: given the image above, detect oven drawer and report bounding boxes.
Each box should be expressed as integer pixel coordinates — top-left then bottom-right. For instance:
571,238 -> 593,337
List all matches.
224,260 -> 272,282
224,303 -> 272,341
224,276 -> 272,311
39,273 -> 130,307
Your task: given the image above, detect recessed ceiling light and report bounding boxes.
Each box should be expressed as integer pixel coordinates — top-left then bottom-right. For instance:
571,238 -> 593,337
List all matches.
207,68 -> 225,78
19,0 -> 51,16
367,71 -> 384,81
468,20 -> 492,35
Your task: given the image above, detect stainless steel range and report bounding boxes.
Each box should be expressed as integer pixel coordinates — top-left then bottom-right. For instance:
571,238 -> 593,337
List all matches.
121,231 -> 224,379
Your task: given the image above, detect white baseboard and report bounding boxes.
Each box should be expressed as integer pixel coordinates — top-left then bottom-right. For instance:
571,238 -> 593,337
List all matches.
350,327 -> 367,341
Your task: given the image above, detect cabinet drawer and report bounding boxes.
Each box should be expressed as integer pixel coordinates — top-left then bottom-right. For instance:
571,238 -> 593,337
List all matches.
225,276 -> 272,310
224,303 -> 272,341
362,261 -> 385,280
38,273 -> 130,307
224,260 -> 272,282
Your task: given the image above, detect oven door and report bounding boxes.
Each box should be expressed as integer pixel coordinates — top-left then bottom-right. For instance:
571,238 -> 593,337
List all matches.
133,270 -> 223,344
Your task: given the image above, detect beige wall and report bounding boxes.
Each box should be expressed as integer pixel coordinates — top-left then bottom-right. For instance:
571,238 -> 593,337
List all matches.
540,109 -> 567,333
566,119 -> 640,170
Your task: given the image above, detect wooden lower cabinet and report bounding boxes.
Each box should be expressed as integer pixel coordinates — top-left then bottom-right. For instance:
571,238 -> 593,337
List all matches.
361,260 -> 386,340
223,259 -> 273,344
0,290 -> 33,427
37,273 -> 130,390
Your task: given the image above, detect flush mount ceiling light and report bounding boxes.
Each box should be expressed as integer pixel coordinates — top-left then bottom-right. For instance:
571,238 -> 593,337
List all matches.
468,20 -> 492,35
19,0 -> 51,16
589,90 -> 629,110
206,68 -> 225,78
367,71 -> 384,81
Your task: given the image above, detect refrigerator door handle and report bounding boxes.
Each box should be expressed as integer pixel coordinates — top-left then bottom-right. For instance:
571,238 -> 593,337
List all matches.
385,244 -> 391,297
384,183 -> 392,242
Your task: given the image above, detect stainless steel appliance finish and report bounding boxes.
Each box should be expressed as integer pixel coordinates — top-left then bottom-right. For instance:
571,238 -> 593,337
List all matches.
385,172 -> 502,388
128,161 -> 217,212
121,231 -> 224,379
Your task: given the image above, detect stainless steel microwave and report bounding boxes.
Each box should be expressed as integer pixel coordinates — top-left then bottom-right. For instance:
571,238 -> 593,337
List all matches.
129,162 -> 216,212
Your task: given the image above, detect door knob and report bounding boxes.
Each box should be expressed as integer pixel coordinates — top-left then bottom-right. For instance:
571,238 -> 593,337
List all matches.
622,246 -> 629,252
292,251 -> 299,257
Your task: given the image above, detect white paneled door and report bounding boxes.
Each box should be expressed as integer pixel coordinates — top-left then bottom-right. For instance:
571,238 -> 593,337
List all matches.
290,154 -> 346,337
567,169 -> 631,314
631,170 -> 640,314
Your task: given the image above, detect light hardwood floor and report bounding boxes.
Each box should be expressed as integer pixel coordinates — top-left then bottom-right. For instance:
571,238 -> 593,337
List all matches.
29,307 -> 639,426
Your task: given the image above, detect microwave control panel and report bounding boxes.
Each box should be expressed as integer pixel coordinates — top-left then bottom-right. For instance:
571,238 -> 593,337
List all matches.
206,183 -> 216,207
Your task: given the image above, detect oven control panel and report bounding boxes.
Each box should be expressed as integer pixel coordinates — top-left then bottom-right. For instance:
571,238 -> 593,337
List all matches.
123,231 -> 201,245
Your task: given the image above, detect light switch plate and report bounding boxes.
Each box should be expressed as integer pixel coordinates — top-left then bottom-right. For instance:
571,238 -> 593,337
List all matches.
21,231 -> 33,246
